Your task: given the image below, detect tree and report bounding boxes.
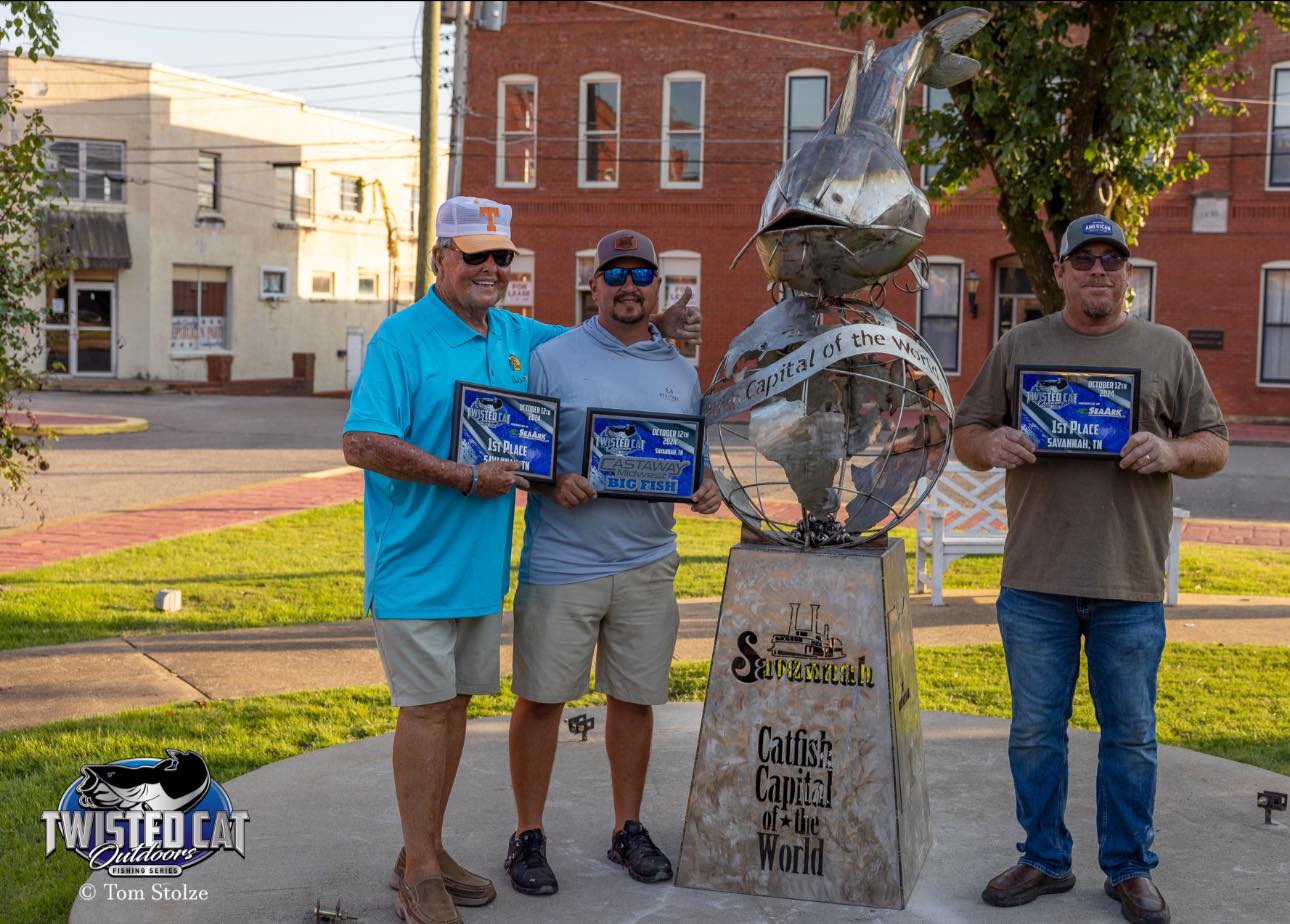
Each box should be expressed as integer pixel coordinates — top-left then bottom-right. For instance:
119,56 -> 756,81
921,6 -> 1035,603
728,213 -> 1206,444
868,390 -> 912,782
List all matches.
1,1 -> 60,501
833,1 -> 1290,314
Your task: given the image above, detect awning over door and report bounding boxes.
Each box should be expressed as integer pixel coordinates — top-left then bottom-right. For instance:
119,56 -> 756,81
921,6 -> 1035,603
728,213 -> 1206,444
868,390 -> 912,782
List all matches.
42,211 -> 132,270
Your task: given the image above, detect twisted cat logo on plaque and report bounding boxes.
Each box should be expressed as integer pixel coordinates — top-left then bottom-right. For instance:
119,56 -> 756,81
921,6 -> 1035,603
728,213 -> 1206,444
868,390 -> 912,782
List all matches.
452,382 -> 559,483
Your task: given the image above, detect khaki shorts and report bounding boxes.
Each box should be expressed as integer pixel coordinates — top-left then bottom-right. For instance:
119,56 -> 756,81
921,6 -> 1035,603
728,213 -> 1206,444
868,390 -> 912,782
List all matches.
512,552 -> 681,706
372,613 -> 501,707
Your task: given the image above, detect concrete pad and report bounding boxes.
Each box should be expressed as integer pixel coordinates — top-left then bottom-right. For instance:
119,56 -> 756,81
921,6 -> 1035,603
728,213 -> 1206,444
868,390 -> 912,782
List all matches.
71,705 -> 1290,923
128,622 -> 387,700
0,638 -> 201,730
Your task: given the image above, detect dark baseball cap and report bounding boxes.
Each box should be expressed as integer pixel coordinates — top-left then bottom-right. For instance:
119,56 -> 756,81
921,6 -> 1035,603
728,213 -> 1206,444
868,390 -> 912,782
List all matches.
1059,214 -> 1130,259
594,229 -> 658,274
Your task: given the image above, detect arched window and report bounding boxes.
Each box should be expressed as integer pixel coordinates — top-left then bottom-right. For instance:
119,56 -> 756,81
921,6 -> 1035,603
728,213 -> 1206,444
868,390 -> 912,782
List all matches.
659,249 -> 700,365
579,72 -> 620,188
1268,60 -> 1290,189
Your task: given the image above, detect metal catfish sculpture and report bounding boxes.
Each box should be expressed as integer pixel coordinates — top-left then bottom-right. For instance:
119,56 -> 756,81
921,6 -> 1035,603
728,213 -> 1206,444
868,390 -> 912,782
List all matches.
733,7 -> 990,298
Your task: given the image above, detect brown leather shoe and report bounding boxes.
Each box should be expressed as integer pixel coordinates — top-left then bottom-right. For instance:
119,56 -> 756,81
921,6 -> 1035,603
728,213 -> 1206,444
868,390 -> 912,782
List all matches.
396,875 -> 462,924
389,847 -> 497,907
1105,876 -> 1171,924
982,863 -> 1076,907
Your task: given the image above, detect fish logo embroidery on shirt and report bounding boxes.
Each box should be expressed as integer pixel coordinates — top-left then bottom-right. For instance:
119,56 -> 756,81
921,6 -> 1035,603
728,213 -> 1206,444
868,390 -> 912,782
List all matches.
508,354 -> 521,372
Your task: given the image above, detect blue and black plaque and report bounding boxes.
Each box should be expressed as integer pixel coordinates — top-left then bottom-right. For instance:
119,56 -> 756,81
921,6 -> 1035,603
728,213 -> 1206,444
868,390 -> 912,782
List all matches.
583,408 -> 704,502
1014,365 -> 1139,459
452,382 -> 559,483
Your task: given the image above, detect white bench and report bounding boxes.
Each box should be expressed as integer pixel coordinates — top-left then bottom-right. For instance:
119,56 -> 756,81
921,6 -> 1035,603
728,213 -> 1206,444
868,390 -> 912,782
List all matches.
914,461 -> 1188,606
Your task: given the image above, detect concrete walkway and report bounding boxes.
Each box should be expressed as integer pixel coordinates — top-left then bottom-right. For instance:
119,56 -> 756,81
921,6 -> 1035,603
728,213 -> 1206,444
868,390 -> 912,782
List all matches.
5,590 -> 1288,732
69,704 -> 1290,924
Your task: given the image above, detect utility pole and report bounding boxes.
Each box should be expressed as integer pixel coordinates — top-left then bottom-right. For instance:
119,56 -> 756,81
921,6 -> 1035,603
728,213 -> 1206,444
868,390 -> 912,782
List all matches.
446,1 -> 469,197
415,0 -> 440,301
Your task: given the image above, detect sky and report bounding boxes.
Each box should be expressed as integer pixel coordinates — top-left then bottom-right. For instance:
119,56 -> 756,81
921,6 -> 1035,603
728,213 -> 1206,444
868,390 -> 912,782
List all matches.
43,1 -> 451,138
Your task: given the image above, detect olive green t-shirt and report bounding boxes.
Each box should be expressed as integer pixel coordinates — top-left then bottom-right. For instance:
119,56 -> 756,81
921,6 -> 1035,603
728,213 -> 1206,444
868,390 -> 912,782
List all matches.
955,312 -> 1228,602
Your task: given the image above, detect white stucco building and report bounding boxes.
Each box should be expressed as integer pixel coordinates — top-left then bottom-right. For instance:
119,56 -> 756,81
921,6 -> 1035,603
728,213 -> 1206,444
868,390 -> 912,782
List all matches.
4,52 -> 444,392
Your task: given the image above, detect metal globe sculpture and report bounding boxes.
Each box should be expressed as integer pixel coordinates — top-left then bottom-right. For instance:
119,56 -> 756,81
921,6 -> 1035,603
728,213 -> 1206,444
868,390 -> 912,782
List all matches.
704,294 -> 952,547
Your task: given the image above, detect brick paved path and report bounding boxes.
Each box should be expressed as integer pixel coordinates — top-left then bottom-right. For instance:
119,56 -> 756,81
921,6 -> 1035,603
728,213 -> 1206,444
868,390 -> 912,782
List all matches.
3,466 -> 1289,574
0,469 -> 362,573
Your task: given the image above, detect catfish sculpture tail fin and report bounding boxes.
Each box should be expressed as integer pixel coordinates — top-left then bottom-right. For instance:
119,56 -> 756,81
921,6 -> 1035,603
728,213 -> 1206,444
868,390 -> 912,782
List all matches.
918,7 -> 990,89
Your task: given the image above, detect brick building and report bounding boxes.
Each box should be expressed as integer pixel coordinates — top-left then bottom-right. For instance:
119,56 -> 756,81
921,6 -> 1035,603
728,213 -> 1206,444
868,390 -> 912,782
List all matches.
461,1 -> 1290,421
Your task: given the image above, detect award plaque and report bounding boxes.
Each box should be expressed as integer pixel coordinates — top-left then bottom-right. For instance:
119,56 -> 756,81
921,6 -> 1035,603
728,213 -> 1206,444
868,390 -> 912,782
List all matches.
1014,365 -> 1139,459
582,408 -> 705,502
451,382 -> 559,483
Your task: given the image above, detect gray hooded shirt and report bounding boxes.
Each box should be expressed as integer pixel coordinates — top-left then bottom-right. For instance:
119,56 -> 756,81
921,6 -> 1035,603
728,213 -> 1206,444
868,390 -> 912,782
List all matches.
518,316 -> 702,584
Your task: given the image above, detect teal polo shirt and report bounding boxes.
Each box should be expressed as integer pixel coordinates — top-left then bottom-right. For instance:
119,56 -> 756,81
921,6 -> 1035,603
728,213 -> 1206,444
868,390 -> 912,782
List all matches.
343,287 -> 565,619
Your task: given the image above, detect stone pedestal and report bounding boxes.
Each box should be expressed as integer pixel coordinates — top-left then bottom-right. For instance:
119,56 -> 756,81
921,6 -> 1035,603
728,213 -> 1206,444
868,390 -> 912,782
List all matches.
676,541 -> 930,909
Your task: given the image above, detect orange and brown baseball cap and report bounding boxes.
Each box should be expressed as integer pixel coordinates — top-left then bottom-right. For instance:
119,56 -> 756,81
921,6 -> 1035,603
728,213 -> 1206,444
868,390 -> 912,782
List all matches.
594,229 -> 658,274
435,196 -> 518,253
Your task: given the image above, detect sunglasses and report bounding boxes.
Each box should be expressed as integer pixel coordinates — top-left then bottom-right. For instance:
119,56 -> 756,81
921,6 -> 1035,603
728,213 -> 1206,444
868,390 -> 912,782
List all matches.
598,266 -> 657,287
1065,251 -> 1127,272
449,244 -> 515,267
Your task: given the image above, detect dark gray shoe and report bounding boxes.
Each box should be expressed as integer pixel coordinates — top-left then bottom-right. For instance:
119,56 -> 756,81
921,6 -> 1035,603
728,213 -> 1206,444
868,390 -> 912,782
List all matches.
504,828 -> 558,896
608,820 -> 673,883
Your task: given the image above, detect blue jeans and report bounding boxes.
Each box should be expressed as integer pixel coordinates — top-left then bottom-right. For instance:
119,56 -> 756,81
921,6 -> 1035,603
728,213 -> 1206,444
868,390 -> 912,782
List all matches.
995,587 -> 1165,884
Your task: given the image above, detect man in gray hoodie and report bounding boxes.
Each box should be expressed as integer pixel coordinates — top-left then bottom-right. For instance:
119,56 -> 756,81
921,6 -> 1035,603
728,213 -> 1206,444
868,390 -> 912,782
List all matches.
503,230 -> 721,896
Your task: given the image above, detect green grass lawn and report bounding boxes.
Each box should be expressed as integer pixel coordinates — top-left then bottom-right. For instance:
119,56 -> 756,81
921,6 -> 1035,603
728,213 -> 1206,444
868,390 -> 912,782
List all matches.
3,647 -> 1285,922
2,502 -> 1289,651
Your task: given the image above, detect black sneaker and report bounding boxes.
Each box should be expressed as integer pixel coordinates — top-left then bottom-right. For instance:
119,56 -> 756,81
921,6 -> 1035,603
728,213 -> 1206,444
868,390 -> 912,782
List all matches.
608,820 -> 673,883
504,828 -> 558,896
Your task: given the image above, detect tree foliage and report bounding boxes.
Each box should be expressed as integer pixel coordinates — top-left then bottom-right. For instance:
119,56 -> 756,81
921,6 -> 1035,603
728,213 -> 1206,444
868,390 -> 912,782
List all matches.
833,1 -> 1290,313
1,1 -> 60,501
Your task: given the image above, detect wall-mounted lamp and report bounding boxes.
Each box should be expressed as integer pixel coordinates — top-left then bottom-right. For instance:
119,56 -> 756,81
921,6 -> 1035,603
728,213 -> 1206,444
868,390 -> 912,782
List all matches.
966,268 -> 980,319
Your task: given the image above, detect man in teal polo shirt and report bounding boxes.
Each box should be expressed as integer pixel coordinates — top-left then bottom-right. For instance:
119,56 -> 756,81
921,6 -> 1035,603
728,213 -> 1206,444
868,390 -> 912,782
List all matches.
342,196 -> 699,924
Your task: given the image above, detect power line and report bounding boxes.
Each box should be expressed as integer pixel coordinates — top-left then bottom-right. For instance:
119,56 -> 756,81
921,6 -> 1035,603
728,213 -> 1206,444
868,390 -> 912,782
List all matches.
53,10 -> 411,41
584,1 -> 860,55
210,56 -> 419,82
187,43 -> 407,70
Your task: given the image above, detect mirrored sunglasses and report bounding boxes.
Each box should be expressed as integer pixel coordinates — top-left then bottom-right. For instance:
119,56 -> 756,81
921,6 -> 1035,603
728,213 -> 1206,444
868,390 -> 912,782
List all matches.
599,266 -> 657,287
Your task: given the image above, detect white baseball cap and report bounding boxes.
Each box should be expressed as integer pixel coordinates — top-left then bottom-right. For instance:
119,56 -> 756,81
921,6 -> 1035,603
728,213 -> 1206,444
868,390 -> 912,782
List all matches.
435,196 -> 518,253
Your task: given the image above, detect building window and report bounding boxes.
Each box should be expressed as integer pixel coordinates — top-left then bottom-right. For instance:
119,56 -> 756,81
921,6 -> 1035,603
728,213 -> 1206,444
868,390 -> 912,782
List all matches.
575,249 -> 596,323
274,165 -> 314,223
1128,261 -> 1155,322
397,275 -> 416,303
995,259 -> 1042,342
784,69 -> 828,160
405,185 -> 418,233
497,75 -> 537,188
1261,266 -> 1290,385
339,175 -> 363,213
171,266 -> 229,351
503,249 -> 535,317
48,139 -> 125,203
662,72 -> 703,188
917,261 -> 961,373
357,271 -> 380,299
312,271 -> 335,297
579,73 -> 620,188
260,266 -> 288,299
1270,64 -> 1290,188
660,250 -> 700,366
197,152 -> 220,210
922,86 -> 954,187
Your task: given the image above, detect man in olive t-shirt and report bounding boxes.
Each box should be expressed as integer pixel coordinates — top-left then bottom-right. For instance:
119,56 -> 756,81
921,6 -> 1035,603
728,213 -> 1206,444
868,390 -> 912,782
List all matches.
954,215 -> 1227,924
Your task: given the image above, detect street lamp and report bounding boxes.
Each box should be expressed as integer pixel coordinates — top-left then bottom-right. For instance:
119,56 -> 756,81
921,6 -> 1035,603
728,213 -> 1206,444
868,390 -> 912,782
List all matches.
966,268 -> 980,319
